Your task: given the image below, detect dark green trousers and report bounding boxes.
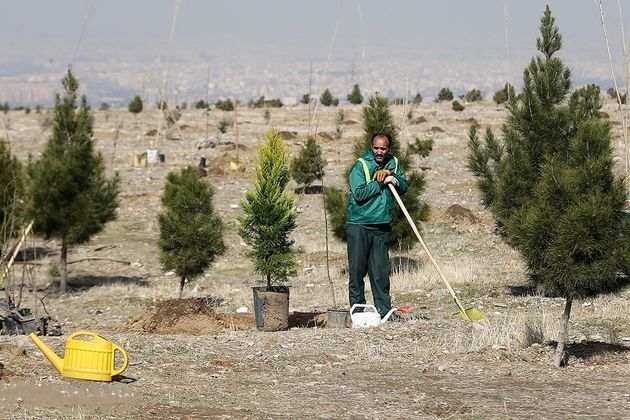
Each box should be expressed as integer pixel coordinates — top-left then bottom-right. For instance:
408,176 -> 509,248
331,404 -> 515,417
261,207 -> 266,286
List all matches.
346,223 -> 391,317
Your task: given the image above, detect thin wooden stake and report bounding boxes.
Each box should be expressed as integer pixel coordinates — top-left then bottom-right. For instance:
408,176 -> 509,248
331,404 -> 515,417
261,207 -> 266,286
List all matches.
595,0 -> 629,174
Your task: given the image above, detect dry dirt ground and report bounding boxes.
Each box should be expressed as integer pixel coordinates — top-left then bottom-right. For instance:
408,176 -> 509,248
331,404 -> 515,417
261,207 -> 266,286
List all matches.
1,100 -> 630,419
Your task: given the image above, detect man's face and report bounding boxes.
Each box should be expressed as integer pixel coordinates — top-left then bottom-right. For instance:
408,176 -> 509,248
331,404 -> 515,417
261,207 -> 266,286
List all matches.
371,135 -> 390,164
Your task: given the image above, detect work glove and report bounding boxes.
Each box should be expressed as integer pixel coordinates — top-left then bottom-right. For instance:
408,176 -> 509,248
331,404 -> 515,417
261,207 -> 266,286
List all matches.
373,169 -> 391,183
383,175 -> 399,187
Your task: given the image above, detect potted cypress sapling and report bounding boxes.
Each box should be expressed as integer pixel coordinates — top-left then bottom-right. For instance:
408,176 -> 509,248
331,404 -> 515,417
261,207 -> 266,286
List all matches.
238,129 -> 298,331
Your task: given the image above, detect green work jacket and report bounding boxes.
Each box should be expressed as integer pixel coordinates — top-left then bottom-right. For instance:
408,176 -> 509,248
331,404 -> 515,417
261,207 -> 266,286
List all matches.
346,150 -> 408,225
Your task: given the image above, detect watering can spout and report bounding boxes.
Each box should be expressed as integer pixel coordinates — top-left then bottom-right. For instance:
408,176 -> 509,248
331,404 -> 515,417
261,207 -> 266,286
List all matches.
28,332 -> 64,374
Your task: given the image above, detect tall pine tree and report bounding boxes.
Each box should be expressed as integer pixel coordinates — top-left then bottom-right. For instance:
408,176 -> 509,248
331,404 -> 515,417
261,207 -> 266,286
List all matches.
468,6 -> 630,367
28,69 -> 120,293
325,94 -> 430,249
158,167 -> 226,297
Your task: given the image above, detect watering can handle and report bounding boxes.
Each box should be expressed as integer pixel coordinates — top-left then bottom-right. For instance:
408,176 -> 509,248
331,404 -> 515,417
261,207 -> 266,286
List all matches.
111,343 -> 129,377
68,331 -> 100,341
350,304 -> 378,315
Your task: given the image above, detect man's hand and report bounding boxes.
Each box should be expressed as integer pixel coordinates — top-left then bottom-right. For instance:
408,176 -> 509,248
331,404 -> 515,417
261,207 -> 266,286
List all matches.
374,169 -> 391,183
383,175 -> 399,187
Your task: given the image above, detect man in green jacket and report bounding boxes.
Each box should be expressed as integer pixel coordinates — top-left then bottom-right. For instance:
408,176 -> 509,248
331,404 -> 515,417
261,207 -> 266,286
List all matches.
346,132 -> 408,318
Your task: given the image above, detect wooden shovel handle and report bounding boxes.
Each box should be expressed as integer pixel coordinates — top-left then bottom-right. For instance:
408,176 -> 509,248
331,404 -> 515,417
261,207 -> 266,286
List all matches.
387,184 -> 470,319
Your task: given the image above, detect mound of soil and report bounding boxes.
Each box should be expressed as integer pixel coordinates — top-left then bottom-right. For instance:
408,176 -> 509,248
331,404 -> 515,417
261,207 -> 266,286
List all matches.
278,130 -> 298,140
126,297 -> 255,334
411,116 -> 427,124
317,132 -> 335,141
444,204 -> 479,224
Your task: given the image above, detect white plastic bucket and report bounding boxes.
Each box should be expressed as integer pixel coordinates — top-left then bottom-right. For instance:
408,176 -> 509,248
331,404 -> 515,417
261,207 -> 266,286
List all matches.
146,148 -> 160,164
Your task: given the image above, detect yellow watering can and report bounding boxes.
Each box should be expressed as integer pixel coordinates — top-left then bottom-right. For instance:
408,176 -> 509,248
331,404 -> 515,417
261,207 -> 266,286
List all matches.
29,331 -> 128,382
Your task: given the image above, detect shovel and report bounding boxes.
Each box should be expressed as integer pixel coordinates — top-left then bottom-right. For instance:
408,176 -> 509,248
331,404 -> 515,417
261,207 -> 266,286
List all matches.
388,184 -> 484,321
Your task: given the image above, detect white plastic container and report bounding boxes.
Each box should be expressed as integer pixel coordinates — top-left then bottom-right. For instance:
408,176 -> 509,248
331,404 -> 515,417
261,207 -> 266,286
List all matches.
350,304 -> 396,328
146,148 -> 160,164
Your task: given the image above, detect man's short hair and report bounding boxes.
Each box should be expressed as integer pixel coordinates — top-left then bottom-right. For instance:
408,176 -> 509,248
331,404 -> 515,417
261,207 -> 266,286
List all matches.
371,132 -> 392,147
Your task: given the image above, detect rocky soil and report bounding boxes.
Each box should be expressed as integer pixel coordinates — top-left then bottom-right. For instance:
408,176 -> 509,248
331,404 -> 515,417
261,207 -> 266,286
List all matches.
1,100 -> 629,418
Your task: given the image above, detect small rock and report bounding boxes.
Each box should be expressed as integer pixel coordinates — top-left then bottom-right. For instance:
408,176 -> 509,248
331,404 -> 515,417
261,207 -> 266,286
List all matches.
235,306 -> 248,313
437,365 -> 447,372
492,344 -> 506,351
130,261 -> 143,268
13,346 -> 26,357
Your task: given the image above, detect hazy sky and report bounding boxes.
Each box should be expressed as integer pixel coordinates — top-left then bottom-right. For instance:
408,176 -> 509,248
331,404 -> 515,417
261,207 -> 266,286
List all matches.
2,1 -> 630,105
1,0 -> 627,59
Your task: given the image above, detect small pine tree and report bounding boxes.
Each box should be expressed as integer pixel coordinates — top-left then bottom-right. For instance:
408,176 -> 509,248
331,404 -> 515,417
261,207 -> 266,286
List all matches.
452,100 -> 465,111
263,109 -> 271,124
467,6 -> 630,367
28,69 -> 120,293
158,166 -> 226,297
128,95 -> 143,115
238,129 -> 298,288
291,136 -> 326,189
436,87 -> 454,102
325,95 -> 430,248
320,88 -> 337,107
301,93 -> 310,104
347,84 -> 364,104
413,93 -> 423,105
492,83 -> 516,104
194,99 -> 209,109
335,108 -> 345,139
0,138 -> 25,238
606,87 -> 627,104
215,98 -> 234,111
465,89 -> 483,102
408,136 -> 433,158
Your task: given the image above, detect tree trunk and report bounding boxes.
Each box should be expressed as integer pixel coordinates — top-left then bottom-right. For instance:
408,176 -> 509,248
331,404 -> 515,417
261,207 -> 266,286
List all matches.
60,241 -> 68,293
179,276 -> 186,298
554,296 -> 573,368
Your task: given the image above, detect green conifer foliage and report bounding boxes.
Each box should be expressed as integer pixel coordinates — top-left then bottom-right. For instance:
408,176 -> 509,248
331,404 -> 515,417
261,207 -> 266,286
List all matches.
28,69 -> 120,293
128,95 -> 143,114
347,84 -> 364,104
325,95 -> 430,249
0,139 -> 25,237
493,83 -> 516,104
320,89 -> 338,107
238,129 -> 298,288
158,167 -> 226,297
467,6 -> 630,367
290,136 -> 326,188
452,100 -> 465,112
436,88 -> 454,102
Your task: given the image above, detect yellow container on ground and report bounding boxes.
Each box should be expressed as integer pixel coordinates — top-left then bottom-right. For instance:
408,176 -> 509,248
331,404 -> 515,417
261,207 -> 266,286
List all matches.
29,331 -> 128,381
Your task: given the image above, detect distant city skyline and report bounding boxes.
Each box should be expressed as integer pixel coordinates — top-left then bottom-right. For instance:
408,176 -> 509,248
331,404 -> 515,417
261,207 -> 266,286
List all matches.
1,1 -> 629,106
